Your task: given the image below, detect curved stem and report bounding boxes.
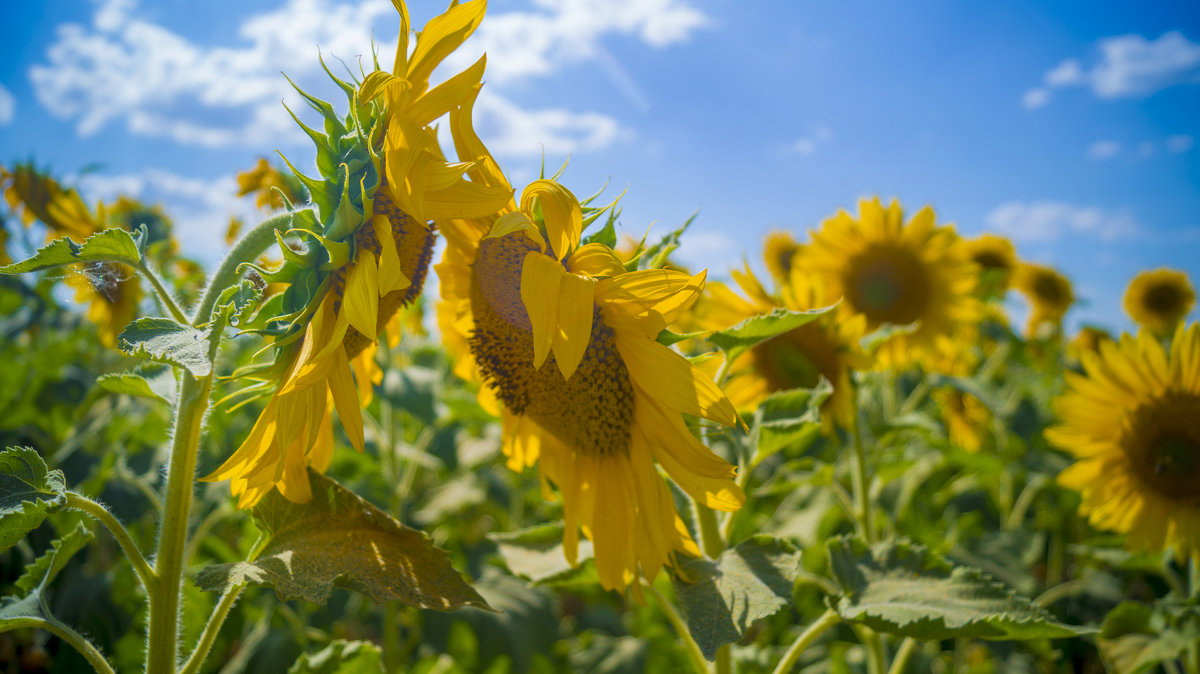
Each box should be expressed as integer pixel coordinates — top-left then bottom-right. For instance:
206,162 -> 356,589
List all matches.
36,617 -> 117,674
644,581 -> 709,674
771,609 -> 840,674
179,584 -> 242,674
190,210 -> 305,325
136,261 -> 189,324
65,492 -> 156,592
886,638 -> 918,674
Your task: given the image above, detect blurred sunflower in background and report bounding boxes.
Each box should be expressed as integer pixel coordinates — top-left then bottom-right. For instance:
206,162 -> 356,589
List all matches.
963,233 -> 1018,299
438,90 -> 743,595
1123,268 -> 1195,337
689,233 -> 866,426
236,157 -> 307,212
1049,323 -> 1200,559
794,197 -> 980,371
1066,325 -> 1114,364
1013,262 -> 1073,338
204,0 -> 508,507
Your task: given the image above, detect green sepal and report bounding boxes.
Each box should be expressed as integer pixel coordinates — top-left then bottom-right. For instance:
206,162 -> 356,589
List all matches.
274,230 -> 319,269
280,152 -> 336,219
324,166 -> 369,242
288,228 -> 350,271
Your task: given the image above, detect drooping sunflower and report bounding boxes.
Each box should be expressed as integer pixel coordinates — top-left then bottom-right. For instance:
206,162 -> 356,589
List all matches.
1013,262 -> 1073,337
794,198 -> 981,371
962,233 -> 1018,298
203,0 -> 508,507
1048,323 -> 1200,559
1123,268 -> 1195,336
688,235 -> 866,426
437,94 -> 743,595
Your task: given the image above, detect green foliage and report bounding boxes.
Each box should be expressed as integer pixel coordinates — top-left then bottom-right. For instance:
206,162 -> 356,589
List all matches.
14,521 -> 94,595
490,523 -> 595,585
289,640 -> 384,674
195,470 -> 490,611
751,379 -> 831,467
1098,601 -> 1200,673
707,306 -> 835,365
827,536 -> 1094,641
0,446 -> 67,551
672,535 -> 803,660
0,228 -> 144,275
96,364 -> 176,406
117,317 -> 214,377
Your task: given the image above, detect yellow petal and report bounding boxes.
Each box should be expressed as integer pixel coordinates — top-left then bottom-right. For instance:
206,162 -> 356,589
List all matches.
343,257 -> 379,339
486,211 -> 543,247
521,252 -> 565,370
275,439 -> 313,504
389,0 -> 410,76
409,55 -> 486,127
595,269 -> 706,338
329,345 -> 365,452
567,243 -> 625,278
613,331 -> 738,427
406,0 -> 486,92
552,273 -> 596,380
372,215 -> 411,295
520,179 -> 581,260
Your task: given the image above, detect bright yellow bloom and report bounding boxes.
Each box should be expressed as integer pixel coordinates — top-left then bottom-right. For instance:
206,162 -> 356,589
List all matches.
1067,325 -> 1114,364
762,230 -> 801,286
437,94 -> 742,595
236,158 -> 306,212
1048,323 -> 1200,560
689,238 -> 866,426
204,0 -> 506,507
962,233 -> 1018,297
1123,268 -> 1195,336
794,198 -> 980,371
1013,262 -> 1073,337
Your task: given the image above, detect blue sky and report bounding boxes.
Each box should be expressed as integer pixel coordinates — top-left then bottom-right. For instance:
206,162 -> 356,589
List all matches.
2,0 -> 1199,332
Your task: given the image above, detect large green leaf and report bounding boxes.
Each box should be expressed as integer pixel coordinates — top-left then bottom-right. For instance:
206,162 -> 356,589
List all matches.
751,378 -> 831,467
195,470 -> 490,611
118,317 -> 213,377
0,447 -> 67,551
828,536 -> 1093,641
288,640 -> 384,674
96,363 -> 177,406
671,535 -> 803,660
490,522 -> 595,585
707,306 -> 836,365
0,589 -> 48,628
0,228 -> 143,275
14,521 -> 94,595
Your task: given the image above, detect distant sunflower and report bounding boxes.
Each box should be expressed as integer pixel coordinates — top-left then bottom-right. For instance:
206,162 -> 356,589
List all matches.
1123,268 -> 1195,336
1048,324 -> 1200,559
204,0 -> 507,507
963,233 -> 1017,297
1066,325 -> 1114,364
438,95 -> 743,595
689,241 -> 866,426
795,197 -> 980,371
762,230 -> 801,285
236,158 -> 307,212
1014,263 -> 1073,337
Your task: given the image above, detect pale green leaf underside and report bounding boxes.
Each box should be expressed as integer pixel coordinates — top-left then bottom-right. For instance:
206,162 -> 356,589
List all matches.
708,306 -> 836,364
15,521 -> 94,595
118,317 -> 213,377
0,228 -> 142,274
0,447 -> 68,552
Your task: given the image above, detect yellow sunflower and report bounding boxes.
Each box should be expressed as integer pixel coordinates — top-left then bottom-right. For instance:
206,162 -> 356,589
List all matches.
1013,262 -> 1073,337
1048,323 -> 1200,559
1123,268 -> 1195,336
689,239 -> 866,426
762,230 -> 801,286
1067,325 -> 1114,364
962,233 -> 1017,297
794,197 -> 980,371
236,158 -> 307,212
437,94 -> 743,595
203,0 -> 508,507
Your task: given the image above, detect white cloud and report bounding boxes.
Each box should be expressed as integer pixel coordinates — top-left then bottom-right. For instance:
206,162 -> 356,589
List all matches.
985,201 -> 1139,243
1024,31 -> 1200,107
1087,140 -> 1121,159
1166,134 -> 1195,153
472,92 -> 625,157
0,83 -> 13,125
1138,141 -> 1156,156
672,229 -> 739,273
792,125 -> 833,156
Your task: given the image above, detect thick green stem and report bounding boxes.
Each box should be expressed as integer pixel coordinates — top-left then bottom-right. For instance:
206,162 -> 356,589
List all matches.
137,261 -> 189,324
644,581 -> 709,674
886,638 -> 918,674
179,584 -> 241,674
849,417 -> 875,544
65,492 -> 156,592
190,210 -> 304,324
771,609 -> 840,674
145,373 -> 212,674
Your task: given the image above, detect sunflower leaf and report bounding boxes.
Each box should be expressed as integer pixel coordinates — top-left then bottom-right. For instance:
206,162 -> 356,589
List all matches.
707,306 -> 836,365
859,321 -> 919,354
1097,602 -> 1197,674
828,536 -> 1095,641
96,363 -> 177,406
0,589 -> 49,626
751,378 -> 832,467
489,523 -> 595,585
0,447 -> 68,552
195,470 -> 491,611
14,522 -> 94,596
118,317 -> 214,378
671,535 -> 803,661
211,277 -> 265,328
0,228 -> 143,275
288,640 -> 384,674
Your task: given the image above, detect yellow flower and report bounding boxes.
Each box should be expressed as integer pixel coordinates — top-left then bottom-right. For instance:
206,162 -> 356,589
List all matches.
236,158 -> 306,212
1123,268 -> 1195,336
1013,262 -> 1073,337
932,386 -> 989,452
795,198 -> 980,371
204,0 -> 506,507
438,97 -> 743,595
1048,323 -> 1200,559
1067,325 -> 1114,363
962,233 -> 1017,297
762,230 -> 801,286
689,240 -> 866,426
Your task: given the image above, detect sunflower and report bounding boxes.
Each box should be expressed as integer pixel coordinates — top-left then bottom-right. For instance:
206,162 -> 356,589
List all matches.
1123,268 -> 1195,336
933,387 -> 990,452
762,230 -> 801,285
794,197 -> 980,371
1066,325 -> 1114,364
1048,323 -> 1200,559
203,0 -> 508,507
1013,262 -> 1073,337
236,158 -> 307,212
438,97 -> 743,595
962,233 -> 1017,298
689,238 -> 866,426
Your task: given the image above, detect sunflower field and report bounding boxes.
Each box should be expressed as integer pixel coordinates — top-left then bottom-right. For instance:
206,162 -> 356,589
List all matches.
1,2 -> 1198,673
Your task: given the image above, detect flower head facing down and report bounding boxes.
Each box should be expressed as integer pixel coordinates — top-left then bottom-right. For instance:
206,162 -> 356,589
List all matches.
1048,323 -> 1200,559
794,198 -> 980,371
1123,268 -> 1195,336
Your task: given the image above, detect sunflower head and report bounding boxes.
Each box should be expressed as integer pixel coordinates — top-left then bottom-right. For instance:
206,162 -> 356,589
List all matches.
1049,323 -> 1200,559
1066,325 -> 1114,363
237,158 -> 307,212
963,233 -> 1017,297
1,162 -> 100,242
795,197 -> 980,371
1123,268 -> 1195,336
1013,262 -> 1073,337
762,230 -> 801,285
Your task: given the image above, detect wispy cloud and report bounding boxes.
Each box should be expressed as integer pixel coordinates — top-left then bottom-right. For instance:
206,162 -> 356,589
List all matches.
0,83 -> 14,126
1022,31 -> 1200,108
1087,140 -> 1121,159
791,125 -> 834,156
1166,134 -> 1195,153
985,201 -> 1139,243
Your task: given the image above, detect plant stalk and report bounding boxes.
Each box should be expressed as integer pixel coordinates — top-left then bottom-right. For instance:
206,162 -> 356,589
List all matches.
886,638 -> 919,674
644,581 -> 709,674
137,261 -> 189,325
37,616 -> 117,674
190,210 -> 303,324
770,609 -> 840,674
65,492 -> 156,592
849,416 -> 875,544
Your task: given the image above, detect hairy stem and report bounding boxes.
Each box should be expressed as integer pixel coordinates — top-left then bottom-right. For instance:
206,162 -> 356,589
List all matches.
31,617 -> 117,674
137,261 -> 189,324
190,209 -> 304,324
644,581 -> 709,674
65,492 -> 156,592
771,609 -> 840,674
